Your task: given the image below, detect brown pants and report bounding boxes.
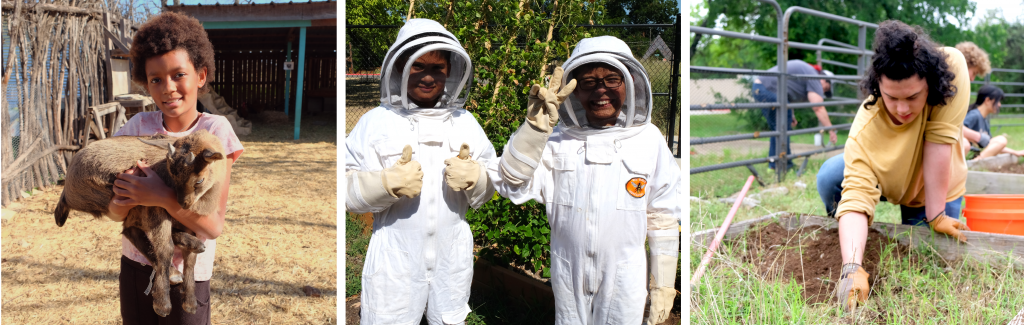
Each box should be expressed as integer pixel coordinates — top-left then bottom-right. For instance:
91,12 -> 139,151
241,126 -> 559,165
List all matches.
119,256 -> 211,325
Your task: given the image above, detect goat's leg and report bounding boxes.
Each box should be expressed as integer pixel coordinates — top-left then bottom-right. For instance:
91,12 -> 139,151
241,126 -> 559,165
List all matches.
172,230 -> 205,254
177,240 -> 199,314
170,230 -> 204,286
144,218 -> 175,317
130,227 -> 182,286
123,226 -> 158,266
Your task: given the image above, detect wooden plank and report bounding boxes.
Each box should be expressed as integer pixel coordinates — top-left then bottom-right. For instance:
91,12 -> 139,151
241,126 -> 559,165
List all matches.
966,171 -> 1024,194
967,153 -> 1018,171
691,213 -> 1024,267
870,221 -> 1024,266
690,212 -> 790,248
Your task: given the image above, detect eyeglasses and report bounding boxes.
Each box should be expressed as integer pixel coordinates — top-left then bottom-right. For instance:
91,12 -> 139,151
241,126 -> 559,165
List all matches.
577,76 -> 624,91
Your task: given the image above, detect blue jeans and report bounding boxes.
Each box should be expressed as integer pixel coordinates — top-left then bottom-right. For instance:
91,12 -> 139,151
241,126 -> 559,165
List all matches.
816,153 -> 963,226
753,83 -> 794,169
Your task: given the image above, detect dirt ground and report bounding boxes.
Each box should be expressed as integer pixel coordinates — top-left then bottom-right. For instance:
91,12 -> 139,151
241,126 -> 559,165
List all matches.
1,119 -> 338,324
742,223 -> 914,304
989,162 -> 1024,174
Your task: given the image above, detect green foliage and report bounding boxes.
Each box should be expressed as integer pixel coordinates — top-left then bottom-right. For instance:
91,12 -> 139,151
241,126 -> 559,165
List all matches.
345,0 -> 405,73
345,213 -> 372,297
408,0 -> 605,275
467,195 -> 552,276
691,0 -> 1024,116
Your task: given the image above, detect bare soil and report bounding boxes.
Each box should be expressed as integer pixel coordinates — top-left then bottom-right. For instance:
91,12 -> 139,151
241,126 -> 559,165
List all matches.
990,163 -> 1024,175
742,222 -> 915,304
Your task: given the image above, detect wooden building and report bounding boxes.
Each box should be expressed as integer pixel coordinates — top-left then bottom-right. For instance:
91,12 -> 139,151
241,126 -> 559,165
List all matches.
165,1 -> 337,139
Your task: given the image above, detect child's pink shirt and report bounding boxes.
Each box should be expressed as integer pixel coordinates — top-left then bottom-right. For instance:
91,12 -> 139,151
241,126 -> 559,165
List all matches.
113,111 -> 244,281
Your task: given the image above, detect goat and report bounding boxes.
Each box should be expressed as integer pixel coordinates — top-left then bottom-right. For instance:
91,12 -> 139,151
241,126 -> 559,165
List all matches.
54,129 -> 227,317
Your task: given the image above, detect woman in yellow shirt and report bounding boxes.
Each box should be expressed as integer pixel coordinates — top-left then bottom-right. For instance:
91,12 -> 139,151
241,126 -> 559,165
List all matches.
814,20 -> 971,312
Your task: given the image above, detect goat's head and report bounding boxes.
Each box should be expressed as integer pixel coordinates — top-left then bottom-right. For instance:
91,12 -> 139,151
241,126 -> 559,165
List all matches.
163,130 -> 225,210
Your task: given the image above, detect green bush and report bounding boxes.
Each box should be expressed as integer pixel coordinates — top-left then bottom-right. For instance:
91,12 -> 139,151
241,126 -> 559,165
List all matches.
467,196 -> 551,277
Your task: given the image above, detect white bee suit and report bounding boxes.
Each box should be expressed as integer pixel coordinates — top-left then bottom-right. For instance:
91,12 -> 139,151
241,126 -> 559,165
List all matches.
346,19 -> 496,325
487,36 -> 682,325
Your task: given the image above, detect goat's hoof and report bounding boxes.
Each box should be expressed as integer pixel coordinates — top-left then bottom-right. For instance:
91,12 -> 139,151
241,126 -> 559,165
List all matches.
153,301 -> 172,317
183,299 -> 198,314
169,271 -> 183,285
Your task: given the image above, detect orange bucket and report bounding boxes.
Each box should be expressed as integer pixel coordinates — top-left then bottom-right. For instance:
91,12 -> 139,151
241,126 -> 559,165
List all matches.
963,195 -> 1024,236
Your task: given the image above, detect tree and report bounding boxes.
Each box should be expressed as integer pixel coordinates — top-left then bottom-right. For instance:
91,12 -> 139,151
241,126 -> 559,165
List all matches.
345,0 -> 405,73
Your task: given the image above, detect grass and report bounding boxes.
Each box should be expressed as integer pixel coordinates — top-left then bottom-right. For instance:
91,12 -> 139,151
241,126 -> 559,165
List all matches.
689,156 -> 903,232
689,130 -> 1024,323
345,213 -> 370,298
690,231 -> 1024,324
690,114 -> 1024,199
691,113 -> 1024,149
690,217 -> 1024,324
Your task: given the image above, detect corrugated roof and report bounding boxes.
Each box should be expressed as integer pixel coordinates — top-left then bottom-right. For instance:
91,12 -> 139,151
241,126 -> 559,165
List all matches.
169,0 -> 333,6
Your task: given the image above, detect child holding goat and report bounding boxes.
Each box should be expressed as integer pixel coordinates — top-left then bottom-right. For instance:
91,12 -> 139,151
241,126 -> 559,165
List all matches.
109,12 -> 243,324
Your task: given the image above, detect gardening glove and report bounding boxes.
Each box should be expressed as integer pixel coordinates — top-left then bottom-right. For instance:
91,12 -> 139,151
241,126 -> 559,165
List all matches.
928,213 -> 970,243
499,67 -> 576,186
646,228 -> 680,324
382,145 -> 424,199
444,143 -> 480,192
835,263 -> 870,313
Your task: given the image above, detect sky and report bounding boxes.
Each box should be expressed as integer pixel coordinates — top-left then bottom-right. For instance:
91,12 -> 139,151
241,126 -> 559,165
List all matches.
688,0 -> 1024,30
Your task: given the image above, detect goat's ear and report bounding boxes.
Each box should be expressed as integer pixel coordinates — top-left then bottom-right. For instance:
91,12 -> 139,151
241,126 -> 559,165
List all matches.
202,149 -> 224,162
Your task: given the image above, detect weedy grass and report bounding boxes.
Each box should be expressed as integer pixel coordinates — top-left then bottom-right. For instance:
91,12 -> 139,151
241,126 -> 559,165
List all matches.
690,156 -> 1024,324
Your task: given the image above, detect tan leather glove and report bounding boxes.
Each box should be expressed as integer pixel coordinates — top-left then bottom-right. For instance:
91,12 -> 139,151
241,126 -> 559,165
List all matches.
381,145 -> 423,198
525,66 -> 576,133
648,286 -> 676,324
500,67 -> 577,186
444,143 -> 480,192
835,263 -> 869,312
928,214 -> 970,243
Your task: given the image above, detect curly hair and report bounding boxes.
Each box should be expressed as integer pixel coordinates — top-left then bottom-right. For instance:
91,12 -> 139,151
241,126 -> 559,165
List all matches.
955,41 -> 991,77
130,11 -> 215,94
860,20 -> 957,109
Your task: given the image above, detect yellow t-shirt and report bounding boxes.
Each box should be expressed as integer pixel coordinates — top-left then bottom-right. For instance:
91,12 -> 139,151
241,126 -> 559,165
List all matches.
836,47 -> 969,223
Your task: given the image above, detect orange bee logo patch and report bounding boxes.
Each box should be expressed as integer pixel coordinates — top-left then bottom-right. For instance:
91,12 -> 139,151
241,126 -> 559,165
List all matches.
626,177 -> 647,198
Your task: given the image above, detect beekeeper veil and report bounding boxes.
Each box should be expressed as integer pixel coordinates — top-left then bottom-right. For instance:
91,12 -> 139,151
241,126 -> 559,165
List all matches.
558,36 -> 653,129
379,19 -> 473,109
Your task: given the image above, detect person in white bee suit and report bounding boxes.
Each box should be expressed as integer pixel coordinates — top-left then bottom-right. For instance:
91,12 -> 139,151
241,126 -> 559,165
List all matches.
488,35 -> 682,325
346,19 -> 496,325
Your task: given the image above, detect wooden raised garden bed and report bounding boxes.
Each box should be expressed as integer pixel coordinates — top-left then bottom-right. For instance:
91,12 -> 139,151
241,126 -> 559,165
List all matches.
966,153 -> 1024,194
692,212 -> 1024,268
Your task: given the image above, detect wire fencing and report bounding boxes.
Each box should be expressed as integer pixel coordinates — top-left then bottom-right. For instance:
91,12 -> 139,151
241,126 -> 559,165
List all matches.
984,68 -> 1024,133
691,1 -> 1024,198
689,1 -> 875,196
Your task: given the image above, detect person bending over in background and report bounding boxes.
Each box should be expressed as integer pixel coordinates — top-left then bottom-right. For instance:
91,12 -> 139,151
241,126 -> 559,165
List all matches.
954,41 -> 996,157
754,60 -> 836,171
963,85 -> 1024,159
815,20 -> 971,312
345,19 -> 495,325
489,36 -> 681,325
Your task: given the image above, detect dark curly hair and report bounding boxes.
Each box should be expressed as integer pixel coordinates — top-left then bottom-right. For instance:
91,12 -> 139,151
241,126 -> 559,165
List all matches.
130,11 -> 215,94
860,20 -> 957,109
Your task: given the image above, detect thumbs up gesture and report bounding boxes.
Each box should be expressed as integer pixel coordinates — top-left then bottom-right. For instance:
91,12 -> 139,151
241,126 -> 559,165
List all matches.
444,143 -> 481,192
382,145 -> 424,198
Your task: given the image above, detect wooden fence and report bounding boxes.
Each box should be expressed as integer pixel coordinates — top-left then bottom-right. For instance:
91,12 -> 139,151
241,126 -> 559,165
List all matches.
210,50 -> 336,116
1,0 -> 145,206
